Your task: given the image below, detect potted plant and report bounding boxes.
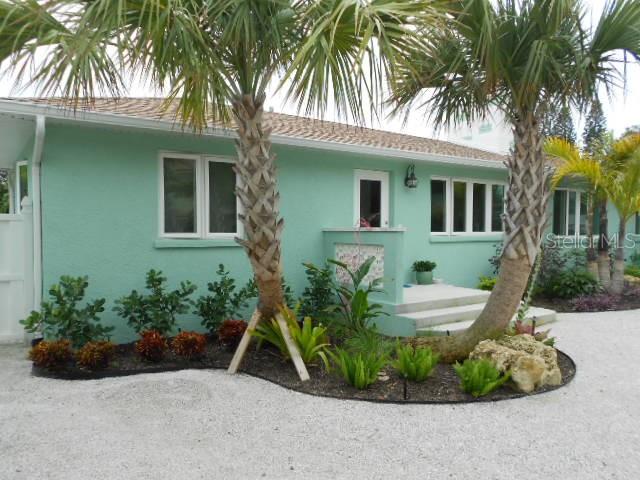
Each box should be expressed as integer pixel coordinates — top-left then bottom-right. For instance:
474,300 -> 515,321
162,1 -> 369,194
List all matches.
412,260 -> 437,285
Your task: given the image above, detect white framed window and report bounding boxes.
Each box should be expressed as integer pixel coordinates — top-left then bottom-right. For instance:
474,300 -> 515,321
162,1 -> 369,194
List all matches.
552,189 -> 586,237
354,169 -> 389,228
430,177 -> 506,235
159,153 -> 241,239
15,161 -> 28,213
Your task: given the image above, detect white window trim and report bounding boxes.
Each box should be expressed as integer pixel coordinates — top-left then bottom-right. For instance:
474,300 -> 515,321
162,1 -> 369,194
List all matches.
430,176 -> 451,235
553,188 -> 584,237
452,180 -> 469,234
430,176 -> 506,236
203,155 -> 244,240
353,169 -> 390,228
158,152 -> 242,239
15,161 -> 28,213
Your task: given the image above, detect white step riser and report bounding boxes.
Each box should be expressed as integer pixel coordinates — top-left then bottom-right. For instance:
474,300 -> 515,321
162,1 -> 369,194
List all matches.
395,294 -> 491,314
413,306 -> 484,328
415,310 -> 557,336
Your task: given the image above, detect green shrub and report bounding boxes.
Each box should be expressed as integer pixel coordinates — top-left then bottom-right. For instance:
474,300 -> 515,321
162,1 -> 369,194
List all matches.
330,348 -> 387,389
412,260 -> 437,272
392,344 -> 439,382
454,359 -> 511,397
625,265 -> 640,278
328,257 -> 387,333
477,276 -> 497,291
546,270 -> 599,299
20,276 -> 111,348
489,242 -> 503,275
252,307 -> 330,368
194,264 -> 256,333
114,269 -> 197,336
299,262 -> 335,319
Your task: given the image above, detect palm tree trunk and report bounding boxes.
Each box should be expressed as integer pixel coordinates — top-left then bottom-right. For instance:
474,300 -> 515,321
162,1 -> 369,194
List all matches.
585,193 -> 599,278
610,220 -> 626,294
416,113 -> 551,362
232,93 -> 284,319
597,201 -> 612,288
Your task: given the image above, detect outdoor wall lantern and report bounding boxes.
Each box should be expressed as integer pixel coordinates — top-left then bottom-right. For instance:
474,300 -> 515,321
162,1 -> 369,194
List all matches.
404,164 -> 418,188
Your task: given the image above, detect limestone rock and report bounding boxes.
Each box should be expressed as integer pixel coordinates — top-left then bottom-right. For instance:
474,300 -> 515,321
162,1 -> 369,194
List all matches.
469,334 -> 562,393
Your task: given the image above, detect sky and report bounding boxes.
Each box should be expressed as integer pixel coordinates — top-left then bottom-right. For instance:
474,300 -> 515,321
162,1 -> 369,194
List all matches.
1,0 -> 638,143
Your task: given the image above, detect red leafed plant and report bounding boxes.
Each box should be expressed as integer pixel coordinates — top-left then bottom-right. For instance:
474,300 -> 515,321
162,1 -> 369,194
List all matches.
570,294 -> 619,312
135,330 -> 168,362
171,331 -> 207,359
511,320 -> 550,342
76,341 -> 116,370
217,319 -> 247,348
29,339 -> 73,369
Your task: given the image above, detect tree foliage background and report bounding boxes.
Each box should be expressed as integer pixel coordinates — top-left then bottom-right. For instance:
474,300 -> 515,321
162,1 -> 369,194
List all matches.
0,170 -> 9,214
542,103 -> 577,144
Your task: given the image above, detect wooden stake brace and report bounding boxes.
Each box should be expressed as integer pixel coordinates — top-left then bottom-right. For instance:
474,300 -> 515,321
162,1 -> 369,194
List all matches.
274,312 -> 310,382
227,308 -> 310,382
227,309 -> 261,375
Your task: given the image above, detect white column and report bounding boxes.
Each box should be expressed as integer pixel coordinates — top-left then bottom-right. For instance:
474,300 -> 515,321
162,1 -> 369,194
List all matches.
21,197 -> 35,344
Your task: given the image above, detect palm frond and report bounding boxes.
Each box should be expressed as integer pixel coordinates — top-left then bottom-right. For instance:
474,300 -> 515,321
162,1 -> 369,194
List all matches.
283,0 -> 445,124
389,0 -> 640,130
546,137 -> 603,189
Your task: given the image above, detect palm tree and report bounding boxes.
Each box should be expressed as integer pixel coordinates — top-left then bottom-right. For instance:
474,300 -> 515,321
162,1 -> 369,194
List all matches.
0,0 -> 441,320
548,135 -> 640,294
546,135 -> 611,285
390,0 -> 640,361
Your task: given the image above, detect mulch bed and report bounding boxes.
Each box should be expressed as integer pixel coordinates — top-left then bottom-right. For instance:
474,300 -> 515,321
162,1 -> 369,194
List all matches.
32,339 -> 576,404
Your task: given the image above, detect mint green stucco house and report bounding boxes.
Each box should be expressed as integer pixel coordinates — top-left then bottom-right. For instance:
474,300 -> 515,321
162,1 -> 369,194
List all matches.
0,98 -> 636,342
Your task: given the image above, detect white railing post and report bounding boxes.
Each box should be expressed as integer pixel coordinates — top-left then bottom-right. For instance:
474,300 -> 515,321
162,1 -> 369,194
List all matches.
21,197 -> 35,344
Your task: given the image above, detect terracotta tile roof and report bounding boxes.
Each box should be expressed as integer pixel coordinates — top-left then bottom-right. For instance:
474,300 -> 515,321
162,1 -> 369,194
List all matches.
2,97 -> 505,163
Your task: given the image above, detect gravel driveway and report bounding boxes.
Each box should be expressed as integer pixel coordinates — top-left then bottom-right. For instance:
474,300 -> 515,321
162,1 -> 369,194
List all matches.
1,310 -> 639,480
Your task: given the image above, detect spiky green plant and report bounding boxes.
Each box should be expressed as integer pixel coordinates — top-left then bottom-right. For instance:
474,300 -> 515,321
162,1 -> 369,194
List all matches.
328,256 -> 387,333
343,327 -> 395,358
454,359 -> 511,398
251,307 -> 330,369
392,344 -> 439,382
330,348 -> 387,390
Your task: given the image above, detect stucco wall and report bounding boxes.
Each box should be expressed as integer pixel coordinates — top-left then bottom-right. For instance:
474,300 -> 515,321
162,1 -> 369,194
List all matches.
40,122 -> 509,340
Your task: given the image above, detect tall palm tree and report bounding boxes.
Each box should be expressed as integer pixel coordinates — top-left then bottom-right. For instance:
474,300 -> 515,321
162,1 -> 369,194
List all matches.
546,135 -> 612,285
0,0 -> 441,320
391,0 -> 640,361
548,135 -> 640,294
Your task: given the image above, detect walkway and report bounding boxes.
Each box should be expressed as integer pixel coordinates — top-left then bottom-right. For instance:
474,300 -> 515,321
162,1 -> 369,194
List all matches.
1,310 -> 638,479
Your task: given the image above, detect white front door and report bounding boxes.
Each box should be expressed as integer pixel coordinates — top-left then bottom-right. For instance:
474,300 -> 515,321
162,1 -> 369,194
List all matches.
354,170 -> 389,228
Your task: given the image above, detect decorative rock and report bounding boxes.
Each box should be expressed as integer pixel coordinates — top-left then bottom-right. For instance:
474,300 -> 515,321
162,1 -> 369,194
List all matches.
469,334 -> 562,393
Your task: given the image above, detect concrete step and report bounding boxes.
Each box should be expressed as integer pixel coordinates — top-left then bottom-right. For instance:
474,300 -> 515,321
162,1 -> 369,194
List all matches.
396,284 -> 491,314
402,303 -> 486,328
415,306 -> 557,337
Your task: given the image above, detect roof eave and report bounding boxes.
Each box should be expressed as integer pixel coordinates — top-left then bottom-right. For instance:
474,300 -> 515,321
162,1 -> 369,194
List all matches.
0,99 -> 506,170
